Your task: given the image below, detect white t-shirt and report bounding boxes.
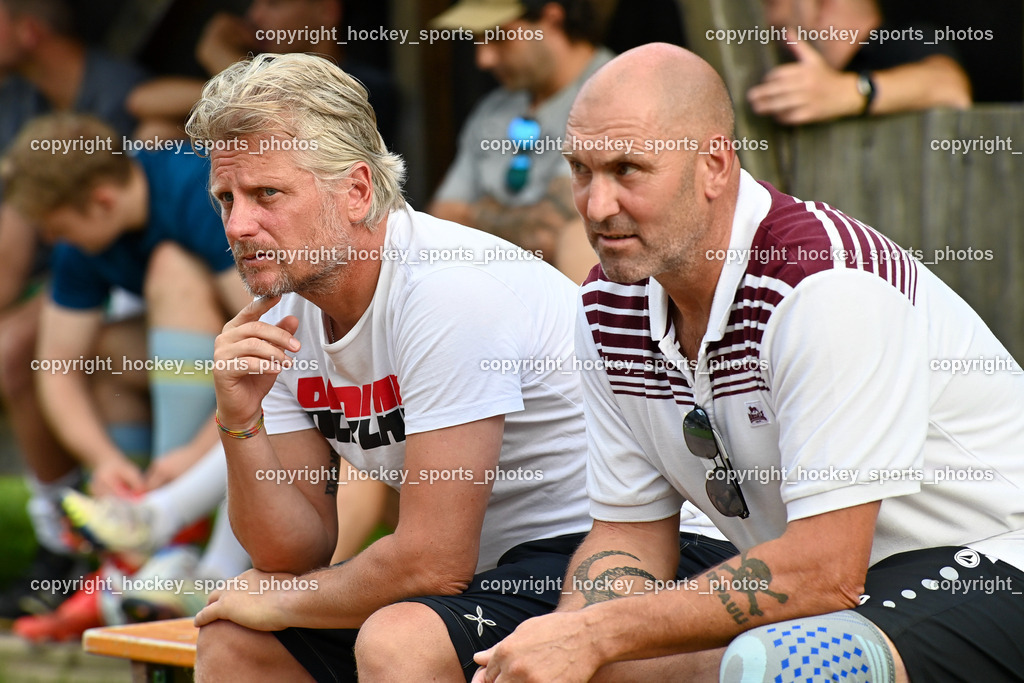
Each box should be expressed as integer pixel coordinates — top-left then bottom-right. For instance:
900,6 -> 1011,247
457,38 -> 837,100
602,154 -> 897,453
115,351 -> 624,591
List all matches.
261,205 -> 598,571
580,170 -> 1024,571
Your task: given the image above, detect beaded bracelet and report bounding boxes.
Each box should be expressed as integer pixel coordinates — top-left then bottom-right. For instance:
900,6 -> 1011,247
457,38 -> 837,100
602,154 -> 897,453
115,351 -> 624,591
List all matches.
215,410 -> 265,439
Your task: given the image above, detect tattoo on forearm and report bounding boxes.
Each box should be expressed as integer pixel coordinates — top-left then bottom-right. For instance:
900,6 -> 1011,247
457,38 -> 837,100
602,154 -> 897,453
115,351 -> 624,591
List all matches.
325,451 -> 340,495
573,550 -> 657,607
705,552 -> 788,624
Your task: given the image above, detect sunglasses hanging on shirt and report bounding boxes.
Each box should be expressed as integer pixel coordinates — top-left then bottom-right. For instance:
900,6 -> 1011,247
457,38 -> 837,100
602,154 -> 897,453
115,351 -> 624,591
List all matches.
683,406 -> 750,519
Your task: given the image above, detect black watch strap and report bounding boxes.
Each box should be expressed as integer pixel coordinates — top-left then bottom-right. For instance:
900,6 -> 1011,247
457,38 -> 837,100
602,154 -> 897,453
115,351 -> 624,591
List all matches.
856,71 -> 876,116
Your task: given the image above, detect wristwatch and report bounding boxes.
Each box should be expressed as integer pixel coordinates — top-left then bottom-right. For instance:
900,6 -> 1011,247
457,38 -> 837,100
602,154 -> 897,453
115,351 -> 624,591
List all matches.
856,71 -> 876,116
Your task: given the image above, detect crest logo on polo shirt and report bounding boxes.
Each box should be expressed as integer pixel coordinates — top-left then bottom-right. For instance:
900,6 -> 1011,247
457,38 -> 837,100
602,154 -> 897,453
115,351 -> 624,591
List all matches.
745,401 -> 770,426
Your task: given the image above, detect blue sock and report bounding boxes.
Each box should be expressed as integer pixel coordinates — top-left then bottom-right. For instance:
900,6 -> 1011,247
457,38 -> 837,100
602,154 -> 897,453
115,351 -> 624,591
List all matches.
108,422 -> 152,467
147,329 -> 217,457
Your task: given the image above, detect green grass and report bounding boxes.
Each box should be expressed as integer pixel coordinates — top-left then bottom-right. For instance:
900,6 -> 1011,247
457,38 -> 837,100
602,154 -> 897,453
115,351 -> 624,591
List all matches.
0,476 -> 35,588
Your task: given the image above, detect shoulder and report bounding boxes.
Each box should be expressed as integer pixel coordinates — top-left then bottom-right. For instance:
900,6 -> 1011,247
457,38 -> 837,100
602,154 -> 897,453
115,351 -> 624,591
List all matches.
744,181 -> 911,291
391,206 -> 576,313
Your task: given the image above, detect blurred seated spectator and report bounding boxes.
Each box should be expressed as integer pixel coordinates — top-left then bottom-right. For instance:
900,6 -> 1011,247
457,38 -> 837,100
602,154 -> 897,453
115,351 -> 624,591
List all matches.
127,0 -> 398,147
0,113 -> 252,637
427,0 -> 611,284
0,0 -> 147,621
748,0 -> 972,124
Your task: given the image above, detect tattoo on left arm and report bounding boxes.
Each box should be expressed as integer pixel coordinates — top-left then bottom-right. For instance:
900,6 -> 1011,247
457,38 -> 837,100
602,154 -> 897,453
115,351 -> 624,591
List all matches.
705,552 -> 788,624
325,451 -> 340,495
573,549 -> 658,607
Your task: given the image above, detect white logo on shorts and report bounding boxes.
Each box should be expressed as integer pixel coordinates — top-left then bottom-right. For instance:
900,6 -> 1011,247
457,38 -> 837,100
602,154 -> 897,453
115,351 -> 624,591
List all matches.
463,605 -> 496,636
954,549 -> 980,568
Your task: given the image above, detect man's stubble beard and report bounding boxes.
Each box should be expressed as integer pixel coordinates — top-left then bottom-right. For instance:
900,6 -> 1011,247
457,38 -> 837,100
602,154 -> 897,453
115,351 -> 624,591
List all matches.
232,195 -> 353,298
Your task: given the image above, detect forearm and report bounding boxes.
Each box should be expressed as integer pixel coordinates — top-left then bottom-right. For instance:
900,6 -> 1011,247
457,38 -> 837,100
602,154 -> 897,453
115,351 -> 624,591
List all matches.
470,192 -> 577,259
431,177 -> 578,265
554,216 -> 594,284
427,200 -> 474,227
223,431 -> 335,573
38,372 -> 125,467
555,520 -> 679,613
126,77 -> 204,121
470,198 -> 559,240
580,516 -> 870,666
279,530 -> 474,630
871,56 -> 972,115
586,551 -> 853,664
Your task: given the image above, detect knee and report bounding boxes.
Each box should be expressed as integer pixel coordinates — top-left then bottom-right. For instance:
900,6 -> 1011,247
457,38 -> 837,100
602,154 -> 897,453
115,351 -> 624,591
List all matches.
719,611 -> 896,683
194,620 -> 274,682
355,602 -> 459,679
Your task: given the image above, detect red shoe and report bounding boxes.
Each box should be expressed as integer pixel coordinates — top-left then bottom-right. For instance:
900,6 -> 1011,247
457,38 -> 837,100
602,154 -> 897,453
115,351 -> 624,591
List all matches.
13,571 -> 102,642
11,556 -> 141,642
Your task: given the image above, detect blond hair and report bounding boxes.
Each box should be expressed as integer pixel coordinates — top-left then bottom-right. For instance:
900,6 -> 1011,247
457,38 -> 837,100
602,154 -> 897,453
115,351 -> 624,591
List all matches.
0,113 -> 130,221
185,53 -> 405,227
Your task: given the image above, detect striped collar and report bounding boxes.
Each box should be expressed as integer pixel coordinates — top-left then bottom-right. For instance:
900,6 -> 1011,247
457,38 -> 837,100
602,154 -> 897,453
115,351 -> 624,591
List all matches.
648,169 -> 773,345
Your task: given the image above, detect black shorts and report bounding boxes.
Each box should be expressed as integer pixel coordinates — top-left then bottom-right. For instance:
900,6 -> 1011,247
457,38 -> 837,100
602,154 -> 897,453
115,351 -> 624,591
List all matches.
273,531 -> 738,682
855,546 -> 1024,681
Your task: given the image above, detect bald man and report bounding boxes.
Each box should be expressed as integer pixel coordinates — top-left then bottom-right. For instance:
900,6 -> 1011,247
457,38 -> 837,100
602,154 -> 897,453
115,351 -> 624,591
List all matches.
472,43 -> 1024,682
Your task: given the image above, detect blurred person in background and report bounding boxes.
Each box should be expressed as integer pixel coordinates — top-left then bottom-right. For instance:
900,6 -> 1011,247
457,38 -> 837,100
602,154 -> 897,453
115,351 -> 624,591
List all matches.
749,0 -> 971,124
1,113 -> 252,638
427,0 -> 611,283
0,0 -> 148,622
128,0 -> 398,147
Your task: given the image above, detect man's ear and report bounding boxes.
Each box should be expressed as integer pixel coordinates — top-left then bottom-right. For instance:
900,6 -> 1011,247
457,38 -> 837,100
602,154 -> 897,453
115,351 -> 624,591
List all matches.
88,183 -> 120,217
701,134 -> 736,201
342,162 -> 374,225
16,14 -> 46,51
539,2 -> 566,31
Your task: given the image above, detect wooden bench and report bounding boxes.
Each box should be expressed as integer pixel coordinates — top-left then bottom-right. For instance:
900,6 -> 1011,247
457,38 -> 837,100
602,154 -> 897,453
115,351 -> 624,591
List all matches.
83,618 -> 197,683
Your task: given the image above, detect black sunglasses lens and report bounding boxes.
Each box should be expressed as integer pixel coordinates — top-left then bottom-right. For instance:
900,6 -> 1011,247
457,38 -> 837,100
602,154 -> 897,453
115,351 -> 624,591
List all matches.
506,156 -> 530,193
706,474 -> 748,518
505,117 -> 540,194
683,408 -> 717,459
